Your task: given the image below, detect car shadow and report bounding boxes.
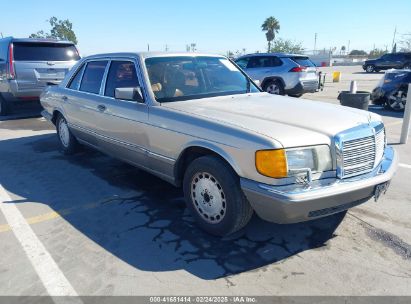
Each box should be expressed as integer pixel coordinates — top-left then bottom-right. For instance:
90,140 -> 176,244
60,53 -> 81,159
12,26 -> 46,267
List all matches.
368,105 -> 404,119
0,102 -> 42,122
0,133 -> 347,280
353,71 -> 385,75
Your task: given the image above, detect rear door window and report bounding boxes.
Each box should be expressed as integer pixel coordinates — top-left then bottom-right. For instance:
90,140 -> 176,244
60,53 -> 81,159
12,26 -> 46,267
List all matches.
68,64 -> 86,90
13,42 -> 80,61
104,61 -> 140,98
235,57 -> 250,69
291,57 -> 315,67
79,61 -> 108,94
247,56 -> 282,68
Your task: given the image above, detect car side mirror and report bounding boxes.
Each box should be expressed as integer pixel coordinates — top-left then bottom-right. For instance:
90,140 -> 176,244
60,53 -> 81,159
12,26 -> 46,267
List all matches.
115,87 -> 144,103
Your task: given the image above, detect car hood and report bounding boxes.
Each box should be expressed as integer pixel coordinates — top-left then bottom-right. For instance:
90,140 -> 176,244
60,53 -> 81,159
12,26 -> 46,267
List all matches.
162,93 -> 381,148
365,59 -> 377,64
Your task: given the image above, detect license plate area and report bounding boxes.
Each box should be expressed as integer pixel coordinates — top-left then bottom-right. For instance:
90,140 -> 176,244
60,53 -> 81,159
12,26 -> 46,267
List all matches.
374,182 -> 390,202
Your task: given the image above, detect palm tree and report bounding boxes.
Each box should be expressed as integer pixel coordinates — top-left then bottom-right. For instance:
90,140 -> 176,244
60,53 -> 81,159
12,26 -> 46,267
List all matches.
261,17 -> 280,52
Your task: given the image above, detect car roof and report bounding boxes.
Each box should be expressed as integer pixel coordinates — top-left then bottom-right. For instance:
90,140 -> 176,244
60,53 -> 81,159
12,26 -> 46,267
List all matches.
0,36 -> 75,45
237,52 -> 307,59
83,52 -> 226,60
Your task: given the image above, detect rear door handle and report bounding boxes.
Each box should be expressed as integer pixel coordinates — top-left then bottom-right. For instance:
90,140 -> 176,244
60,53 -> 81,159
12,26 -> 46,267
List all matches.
97,104 -> 106,112
62,96 -> 68,102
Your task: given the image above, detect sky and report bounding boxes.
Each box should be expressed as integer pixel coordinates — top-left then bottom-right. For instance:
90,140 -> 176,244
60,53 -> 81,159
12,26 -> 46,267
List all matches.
0,0 -> 410,56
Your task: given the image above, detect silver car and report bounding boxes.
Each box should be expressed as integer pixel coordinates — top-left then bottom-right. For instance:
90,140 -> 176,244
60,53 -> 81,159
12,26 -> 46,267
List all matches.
0,37 -> 80,115
40,52 -> 397,236
235,53 -> 318,97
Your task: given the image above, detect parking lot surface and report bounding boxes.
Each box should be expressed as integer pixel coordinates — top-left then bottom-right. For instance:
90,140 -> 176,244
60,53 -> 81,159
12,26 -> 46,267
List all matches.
0,66 -> 410,296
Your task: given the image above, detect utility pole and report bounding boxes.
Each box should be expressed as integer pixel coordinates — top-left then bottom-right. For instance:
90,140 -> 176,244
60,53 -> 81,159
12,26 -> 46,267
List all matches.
314,33 -> 317,54
392,26 -> 397,49
147,44 -> 150,52
347,40 -> 350,55
165,44 -> 169,52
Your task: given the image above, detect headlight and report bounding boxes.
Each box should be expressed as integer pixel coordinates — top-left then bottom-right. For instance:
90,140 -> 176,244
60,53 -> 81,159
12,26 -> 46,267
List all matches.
256,145 -> 332,178
286,145 -> 332,173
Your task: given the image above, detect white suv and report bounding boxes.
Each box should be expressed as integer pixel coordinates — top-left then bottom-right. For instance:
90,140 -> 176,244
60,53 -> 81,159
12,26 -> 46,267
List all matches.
235,53 -> 319,97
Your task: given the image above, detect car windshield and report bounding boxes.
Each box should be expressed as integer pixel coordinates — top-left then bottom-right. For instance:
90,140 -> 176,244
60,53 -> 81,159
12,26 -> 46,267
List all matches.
145,56 -> 259,102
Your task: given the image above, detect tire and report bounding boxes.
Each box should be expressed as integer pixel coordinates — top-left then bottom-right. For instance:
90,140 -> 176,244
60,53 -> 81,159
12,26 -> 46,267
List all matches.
56,114 -> 80,154
183,155 -> 253,236
263,80 -> 285,95
365,65 -> 375,73
0,95 -> 10,116
386,89 -> 407,111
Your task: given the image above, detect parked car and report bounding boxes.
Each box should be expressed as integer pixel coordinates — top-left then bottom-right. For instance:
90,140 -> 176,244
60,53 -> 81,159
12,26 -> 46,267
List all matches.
371,69 -> 410,111
40,52 -> 397,236
234,53 -> 318,97
0,37 -> 80,115
363,52 -> 411,73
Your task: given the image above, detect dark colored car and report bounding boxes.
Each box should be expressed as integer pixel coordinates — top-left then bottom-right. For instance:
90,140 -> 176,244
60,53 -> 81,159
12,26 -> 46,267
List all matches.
371,69 -> 410,111
363,52 -> 411,73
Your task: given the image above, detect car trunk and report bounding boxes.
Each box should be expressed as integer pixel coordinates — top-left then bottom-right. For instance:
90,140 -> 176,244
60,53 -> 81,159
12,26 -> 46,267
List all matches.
12,42 -> 80,91
291,56 -> 318,80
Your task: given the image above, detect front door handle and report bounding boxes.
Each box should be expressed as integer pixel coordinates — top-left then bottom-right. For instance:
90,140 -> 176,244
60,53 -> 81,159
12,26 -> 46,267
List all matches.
97,104 -> 106,112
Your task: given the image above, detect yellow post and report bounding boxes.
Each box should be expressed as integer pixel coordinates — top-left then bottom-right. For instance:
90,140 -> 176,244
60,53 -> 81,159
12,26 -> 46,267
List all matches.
332,71 -> 341,82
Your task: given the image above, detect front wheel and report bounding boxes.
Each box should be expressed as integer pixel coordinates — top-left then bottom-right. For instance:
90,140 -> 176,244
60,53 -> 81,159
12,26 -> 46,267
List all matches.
183,156 -> 253,236
56,114 -> 80,154
386,89 -> 407,111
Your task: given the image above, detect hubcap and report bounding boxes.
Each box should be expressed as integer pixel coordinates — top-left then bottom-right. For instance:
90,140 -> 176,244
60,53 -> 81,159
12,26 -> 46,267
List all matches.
266,83 -> 280,94
191,172 -> 226,224
366,65 -> 374,72
388,91 -> 407,111
58,118 -> 70,148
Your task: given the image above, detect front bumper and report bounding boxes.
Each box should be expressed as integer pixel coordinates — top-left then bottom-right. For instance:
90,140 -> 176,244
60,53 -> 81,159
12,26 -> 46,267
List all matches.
241,146 -> 397,224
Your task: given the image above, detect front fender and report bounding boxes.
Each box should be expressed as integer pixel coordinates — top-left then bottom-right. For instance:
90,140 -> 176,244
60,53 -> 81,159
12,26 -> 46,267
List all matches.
178,140 -> 244,177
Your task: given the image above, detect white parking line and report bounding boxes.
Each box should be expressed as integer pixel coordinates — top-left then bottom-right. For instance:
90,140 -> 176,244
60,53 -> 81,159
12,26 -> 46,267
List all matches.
399,163 -> 411,169
0,185 -> 82,303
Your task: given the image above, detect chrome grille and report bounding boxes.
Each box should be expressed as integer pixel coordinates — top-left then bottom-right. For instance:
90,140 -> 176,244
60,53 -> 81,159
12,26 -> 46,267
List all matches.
375,129 -> 385,166
342,135 -> 375,177
338,124 -> 385,179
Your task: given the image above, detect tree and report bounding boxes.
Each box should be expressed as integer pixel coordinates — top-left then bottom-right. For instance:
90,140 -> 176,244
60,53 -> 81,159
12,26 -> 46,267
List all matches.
369,48 -> 387,58
261,17 -> 280,52
271,38 -> 304,54
349,49 -> 367,56
399,34 -> 411,52
340,45 -> 346,55
30,17 -> 78,44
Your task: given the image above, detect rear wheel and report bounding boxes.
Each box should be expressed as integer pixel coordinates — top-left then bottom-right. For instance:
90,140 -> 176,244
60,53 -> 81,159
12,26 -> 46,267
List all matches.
386,89 -> 407,111
183,156 -> 253,236
365,65 -> 375,73
0,95 -> 10,116
264,80 -> 285,95
56,114 -> 80,154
